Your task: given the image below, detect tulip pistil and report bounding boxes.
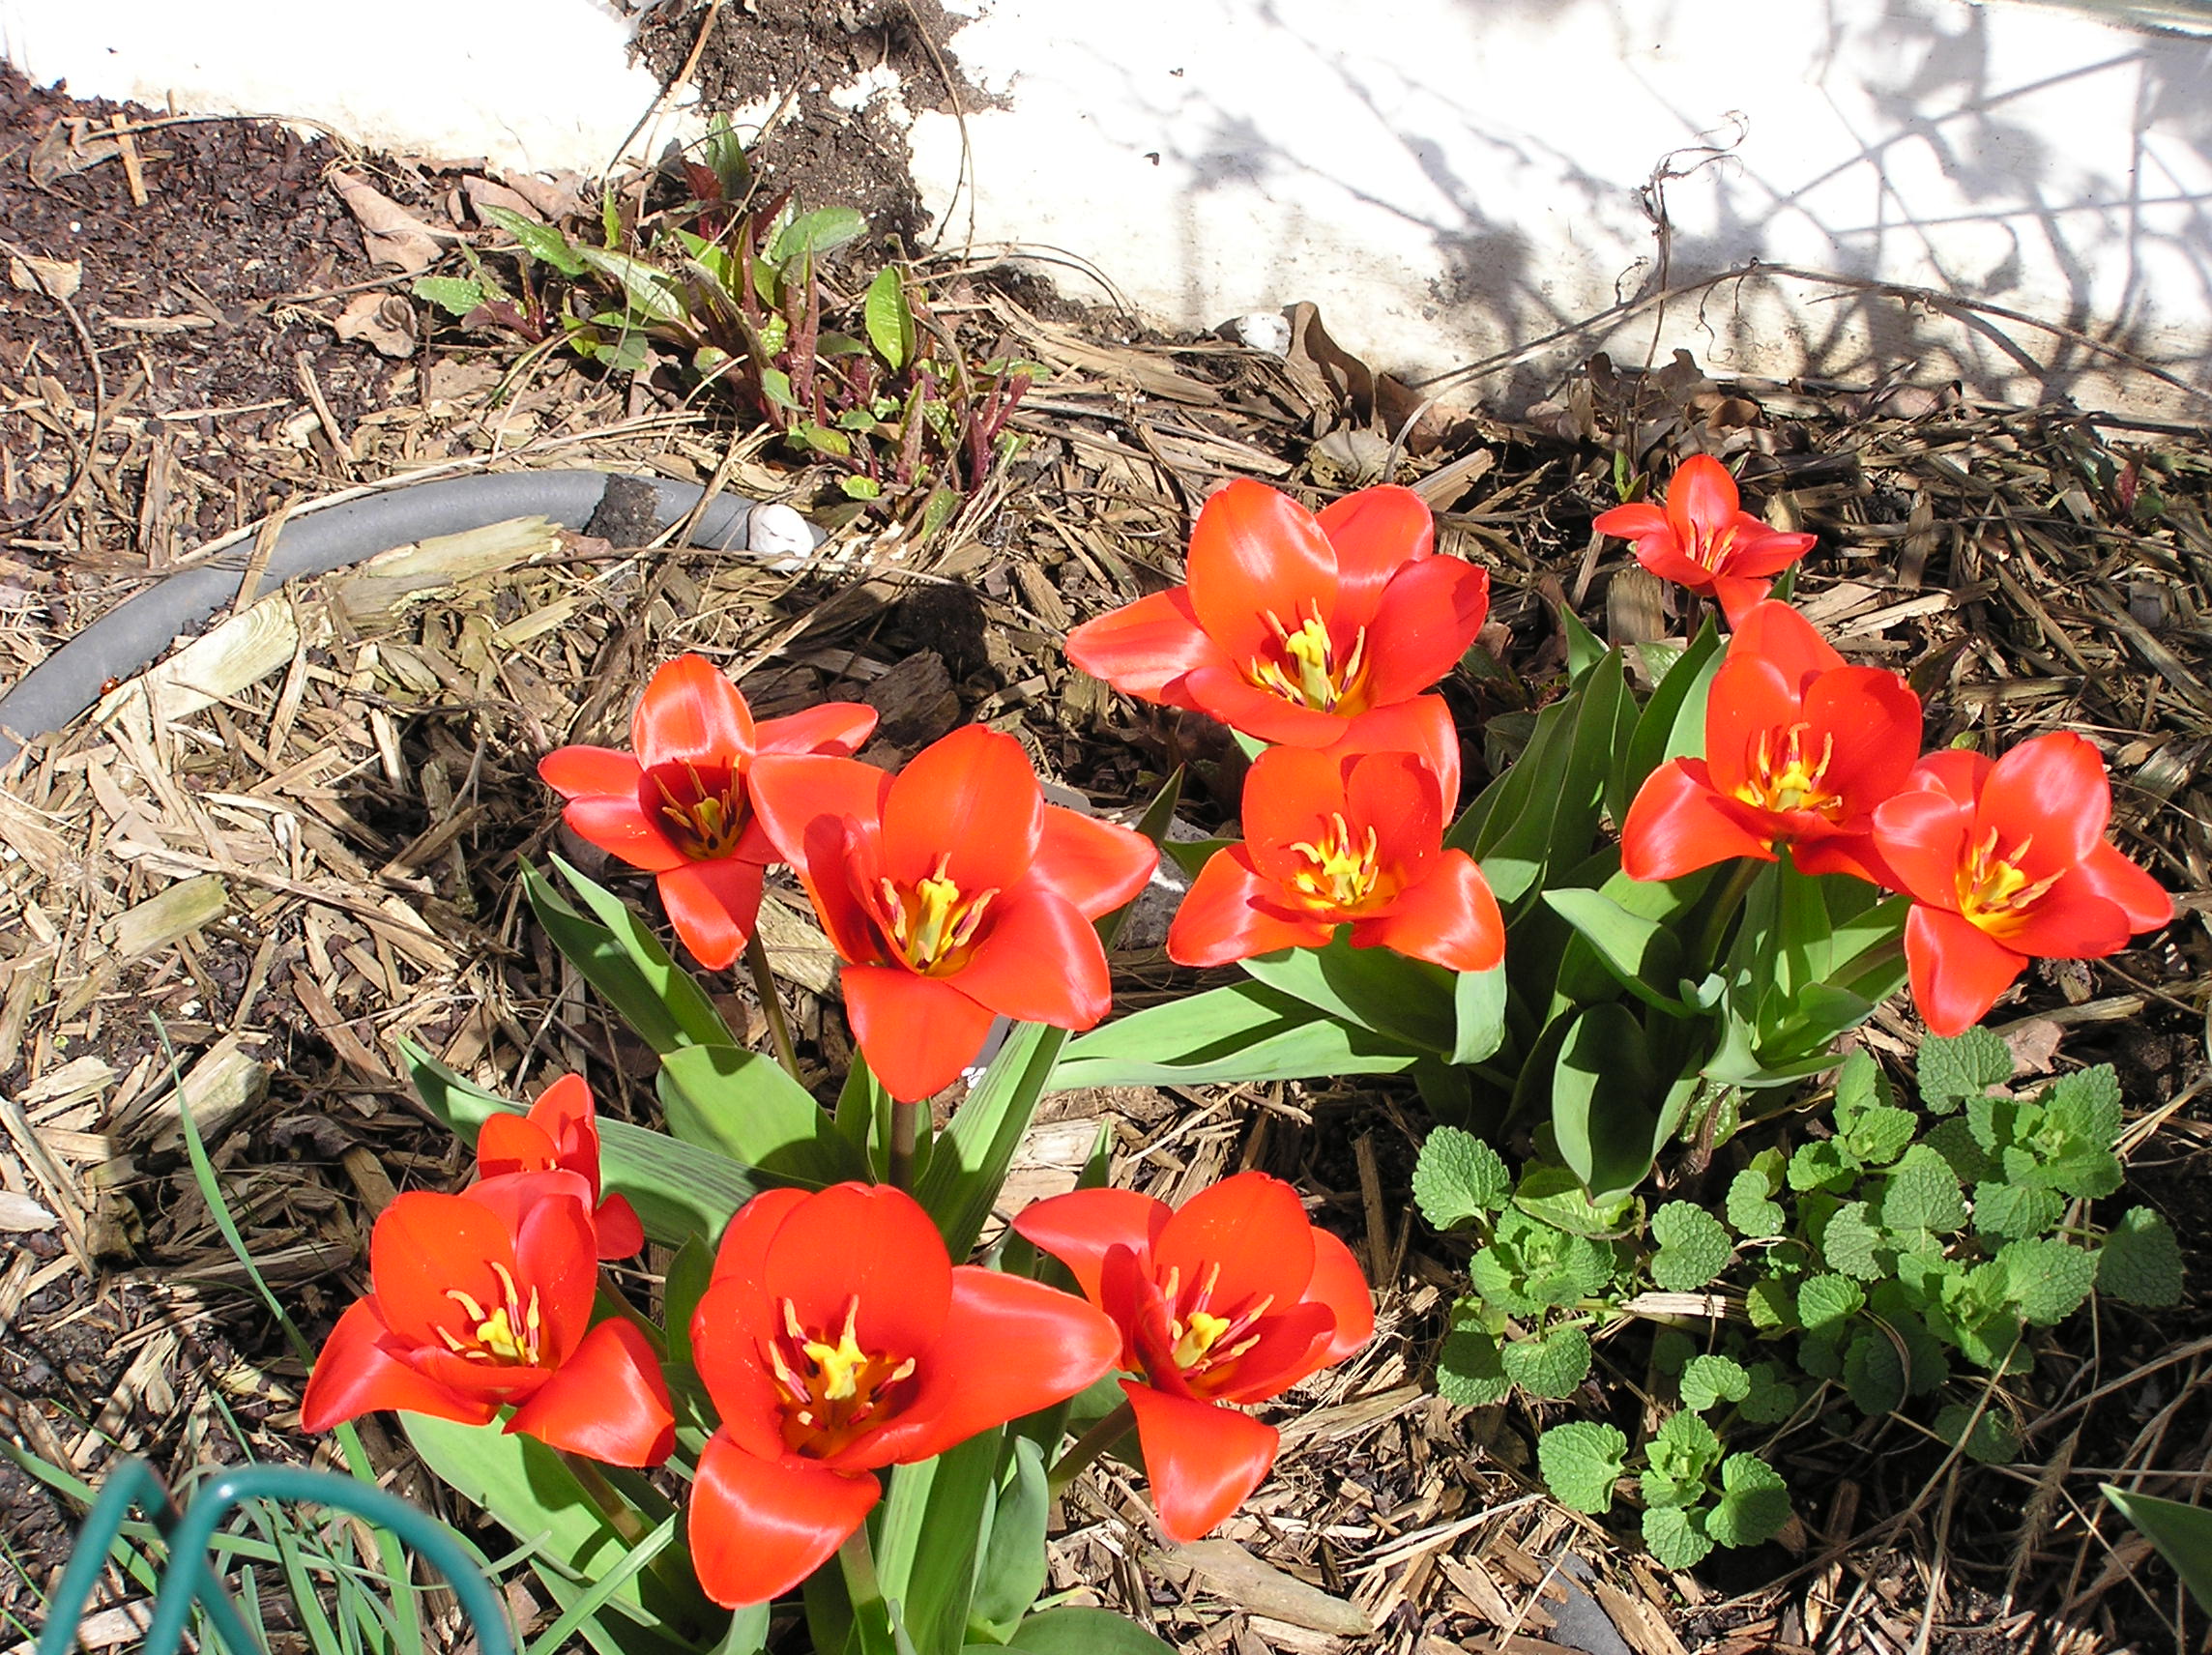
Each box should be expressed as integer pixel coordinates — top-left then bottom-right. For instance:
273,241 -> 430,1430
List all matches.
440,1262 -> 542,1366
653,762 -> 749,860
1156,1262 -> 1271,1382
877,855 -> 999,973
1736,722 -> 1845,818
767,1294 -> 917,1456
1289,813 -> 1383,912
1249,605 -> 1368,712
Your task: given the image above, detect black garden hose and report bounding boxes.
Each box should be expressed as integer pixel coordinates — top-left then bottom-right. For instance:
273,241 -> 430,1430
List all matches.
0,471 -> 787,765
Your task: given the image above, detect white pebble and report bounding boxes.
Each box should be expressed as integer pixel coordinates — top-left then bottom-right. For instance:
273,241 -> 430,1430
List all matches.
746,502 -> 816,569
1227,311 -> 1293,357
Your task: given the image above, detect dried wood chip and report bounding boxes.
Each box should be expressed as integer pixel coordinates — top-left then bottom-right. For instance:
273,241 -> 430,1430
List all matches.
108,872 -> 230,961
1164,1539 -> 1372,1635
330,515 -> 564,624
144,1033 -> 273,1152
334,292 -> 420,360
0,1191 -> 59,1233
98,594 -> 302,728
9,251 -> 82,301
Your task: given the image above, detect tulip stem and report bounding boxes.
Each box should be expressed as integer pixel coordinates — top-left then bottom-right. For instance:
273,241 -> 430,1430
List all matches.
1048,1400 -> 1135,1496
557,1450 -> 652,1547
744,931 -> 803,1084
1698,857 -> 1765,968
887,1099 -> 919,1191
837,1523 -> 885,1611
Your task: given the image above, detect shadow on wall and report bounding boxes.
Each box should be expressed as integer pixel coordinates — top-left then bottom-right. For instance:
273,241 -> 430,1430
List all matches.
1145,0 -> 2212,409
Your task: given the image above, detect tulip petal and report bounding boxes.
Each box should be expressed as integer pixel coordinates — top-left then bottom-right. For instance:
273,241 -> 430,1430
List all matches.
1240,744 -> 1351,886
1906,904 -> 2025,1035
1201,1300 -> 1336,1404
630,654 -> 756,769
1186,480 -> 1339,666
1122,1382 -> 1281,1542
1360,558 -> 1491,708
1344,750 -> 1443,886
1703,655 -> 1800,800
511,1181 -> 604,1363
369,1193 -> 523,1350
1011,1188 -> 1171,1304
506,1319 -> 675,1466
755,701 -> 880,758
1029,807 -> 1159,920
762,1183 -> 954,1362
689,1272 -> 804,1464
1316,484 -> 1434,624
1590,503 -> 1671,540
475,1113 -> 558,1182
594,1195 -> 646,1260
1621,761 -> 1774,883
882,726 -> 1043,892
2077,841 -> 2173,933
1981,732 -> 2110,865
1667,454 -> 1742,542
1305,1229 -> 1377,1363
560,795 -> 689,874
955,889 -> 1114,1029
1729,601 -> 1844,684
1985,878 -> 2132,960
1872,786 -> 1975,909
1797,667 -> 1922,806
1167,847 -> 1334,967
301,1300 -> 496,1432
841,964 -> 998,1103
1154,1173 -> 1319,1327
1327,695 -> 1461,810
656,857 -> 766,971
869,1269 -> 1121,1465
1180,665 -> 1364,747
1353,850 -> 1502,972
1065,589 -> 1222,707
690,1431 -> 880,1609
538,745 -> 644,800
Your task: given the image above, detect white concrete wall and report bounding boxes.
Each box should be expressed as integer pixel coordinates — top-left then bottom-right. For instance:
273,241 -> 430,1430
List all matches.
8,0 -> 2209,419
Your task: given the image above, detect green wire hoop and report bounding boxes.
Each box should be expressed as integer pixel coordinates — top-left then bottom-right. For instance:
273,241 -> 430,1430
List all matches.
39,1458 -> 515,1655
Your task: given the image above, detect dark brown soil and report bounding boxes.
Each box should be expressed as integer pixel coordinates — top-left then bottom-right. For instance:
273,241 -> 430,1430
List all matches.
0,63 -> 400,552
629,0 -> 985,248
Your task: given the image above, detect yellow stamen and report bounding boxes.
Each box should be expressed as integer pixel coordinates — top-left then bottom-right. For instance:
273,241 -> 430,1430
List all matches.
441,1262 -> 542,1365
766,1294 -> 917,1459
1732,722 -> 1845,819
1288,813 -> 1383,912
877,854 -> 999,973
1246,604 -> 1368,712
1959,828 -> 2061,922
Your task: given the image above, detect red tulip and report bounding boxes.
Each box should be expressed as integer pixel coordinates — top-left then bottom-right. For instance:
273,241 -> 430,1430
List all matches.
1065,479 -> 1490,747
301,1171 -> 675,1466
747,726 -> 1157,1101
538,653 -> 878,970
1593,455 -> 1814,624
1872,733 -> 2171,1034
686,1183 -> 1120,1606
1012,1173 -> 1374,1541
1620,601 -> 1920,885
1168,697 -> 1503,972
476,1073 -> 645,1260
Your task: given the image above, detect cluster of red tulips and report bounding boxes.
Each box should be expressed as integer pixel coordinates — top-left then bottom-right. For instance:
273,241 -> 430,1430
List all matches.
300,450 -> 2168,1616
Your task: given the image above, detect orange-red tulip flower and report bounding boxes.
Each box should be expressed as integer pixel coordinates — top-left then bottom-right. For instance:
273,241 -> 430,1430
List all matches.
747,726 -> 1157,1101
1593,454 -> 1815,625
1168,697 -> 1503,971
476,1073 -> 645,1260
1621,601 -> 1920,886
1065,479 -> 1490,747
538,653 -> 877,970
1012,1172 -> 1374,1541
301,1171 -> 675,1466
686,1183 -> 1120,1607
1872,732 -> 2171,1034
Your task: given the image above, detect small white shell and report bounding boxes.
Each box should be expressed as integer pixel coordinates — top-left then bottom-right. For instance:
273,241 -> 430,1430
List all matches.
1227,311 -> 1293,357
746,501 -> 816,569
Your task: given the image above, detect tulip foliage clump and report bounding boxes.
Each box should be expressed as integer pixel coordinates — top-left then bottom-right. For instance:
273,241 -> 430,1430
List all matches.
302,450 -> 2176,1629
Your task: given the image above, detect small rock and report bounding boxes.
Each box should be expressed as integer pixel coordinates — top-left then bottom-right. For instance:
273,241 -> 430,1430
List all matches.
747,501 -> 816,567
1224,310 -> 1293,356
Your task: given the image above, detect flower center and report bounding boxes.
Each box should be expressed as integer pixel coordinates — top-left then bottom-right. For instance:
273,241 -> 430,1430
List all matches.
650,762 -> 749,860
437,1262 -> 542,1367
875,854 -> 999,973
1688,521 -> 1738,574
1248,605 -> 1368,713
1156,1262 -> 1271,1385
764,1295 -> 916,1458
1958,828 -> 2061,924
1734,722 -> 1845,818
1288,812 -> 1383,912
